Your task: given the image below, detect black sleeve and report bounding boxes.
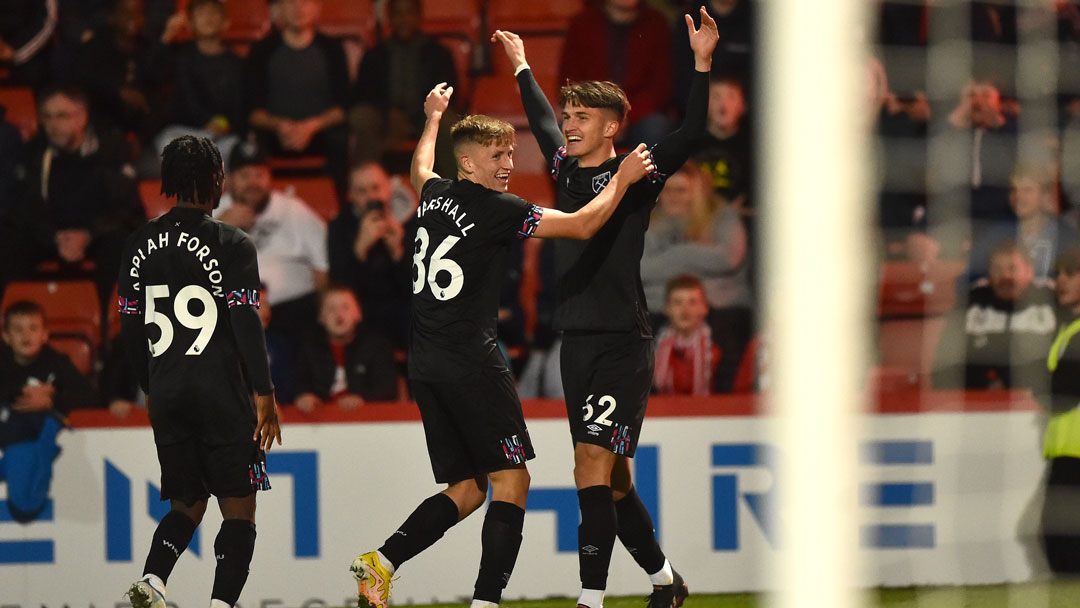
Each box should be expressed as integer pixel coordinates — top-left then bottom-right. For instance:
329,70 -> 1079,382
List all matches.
117,236 -> 150,394
650,69 -> 709,177
224,236 -> 274,396
491,192 -> 542,243
515,68 -> 565,168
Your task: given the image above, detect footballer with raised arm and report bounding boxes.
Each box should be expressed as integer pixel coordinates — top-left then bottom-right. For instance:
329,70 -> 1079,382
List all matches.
348,83 -> 655,608
117,135 -> 282,608
492,8 -> 719,608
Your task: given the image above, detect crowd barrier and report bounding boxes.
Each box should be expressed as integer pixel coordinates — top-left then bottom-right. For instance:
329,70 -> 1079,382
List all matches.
0,391 -> 1056,607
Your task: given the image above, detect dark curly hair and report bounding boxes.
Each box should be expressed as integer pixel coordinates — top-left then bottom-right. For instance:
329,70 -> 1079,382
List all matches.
160,135 -> 224,207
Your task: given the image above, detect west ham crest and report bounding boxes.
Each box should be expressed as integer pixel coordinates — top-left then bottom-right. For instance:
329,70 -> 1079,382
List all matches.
592,171 -> 612,193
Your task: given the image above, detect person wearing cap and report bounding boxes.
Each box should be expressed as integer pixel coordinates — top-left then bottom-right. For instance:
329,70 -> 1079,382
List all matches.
1040,244 -> 1080,575
214,140 -> 328,375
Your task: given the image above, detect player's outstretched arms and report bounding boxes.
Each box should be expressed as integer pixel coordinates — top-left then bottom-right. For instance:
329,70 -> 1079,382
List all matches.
533,144 -> 654,240
253,392 -> 282,451
411,82 -> 454,193
686,6 -> 719,73
495,30 -> 563,161
650,8 -> 719,177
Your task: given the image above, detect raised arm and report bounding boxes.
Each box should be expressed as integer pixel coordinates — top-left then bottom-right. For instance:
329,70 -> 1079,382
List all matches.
493,30 -> 565,163
650,8 -> 719,174
533,144 -> 654,240
411,82 -> 453,193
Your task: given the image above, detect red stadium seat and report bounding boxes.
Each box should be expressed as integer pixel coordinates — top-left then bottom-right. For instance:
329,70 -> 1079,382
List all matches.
49,335 -> 94,375
2,280 -> 101,347
878,316 -> 947,387
878,260 -> 964,317
489,0 -> 584,32
421,0 -> 480,34
272,176 -> 339,221
139,180 -> 172,219
0,86 -> 38,141
318,0 -> 375,40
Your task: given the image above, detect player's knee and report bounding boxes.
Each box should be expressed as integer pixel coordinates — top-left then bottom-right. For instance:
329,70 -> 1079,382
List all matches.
217,495 -> 256,522
489,466 -> 530,503
172,498 -> 209,526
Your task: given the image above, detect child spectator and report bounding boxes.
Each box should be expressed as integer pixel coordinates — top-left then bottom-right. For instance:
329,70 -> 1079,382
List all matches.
154,0 -> 245,162
642,162 -> 752,393
653,275 -> 721,396
293,286 -> 398,413
0,300 -> 92,522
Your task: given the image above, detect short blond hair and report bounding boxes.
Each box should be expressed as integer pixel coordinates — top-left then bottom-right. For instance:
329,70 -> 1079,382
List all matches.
451,115 -> 515,151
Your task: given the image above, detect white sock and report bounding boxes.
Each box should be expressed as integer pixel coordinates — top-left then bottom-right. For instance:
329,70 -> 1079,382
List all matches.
578,588 -> 605,608
648,559 -> 674,586
376,550 -> 397,575
209,600 -> 231,608
470,600 -> 499,608
141,573 -> 166,594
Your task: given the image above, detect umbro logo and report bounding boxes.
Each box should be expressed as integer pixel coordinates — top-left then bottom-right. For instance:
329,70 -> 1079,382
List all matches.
581,545 -> 599,556
592,171 -> 612,193
587,424 -> 602,433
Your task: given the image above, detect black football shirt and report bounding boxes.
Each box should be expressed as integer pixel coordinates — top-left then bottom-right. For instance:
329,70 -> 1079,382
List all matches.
117,206 -> 265,445
408,178 -> 542,381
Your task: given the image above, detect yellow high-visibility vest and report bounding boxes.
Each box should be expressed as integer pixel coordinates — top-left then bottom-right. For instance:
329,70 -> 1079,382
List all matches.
1044,318 -> 1080,459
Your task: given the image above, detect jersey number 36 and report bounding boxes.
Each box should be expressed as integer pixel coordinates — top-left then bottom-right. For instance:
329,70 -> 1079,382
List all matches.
144,284 -> 218,357
412,227 -> 464,301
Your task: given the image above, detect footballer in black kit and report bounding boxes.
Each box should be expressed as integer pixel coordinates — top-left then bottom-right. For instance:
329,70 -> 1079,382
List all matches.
495,9 -> 718,608
117,136 -> 281,608
349,83 -> 654,608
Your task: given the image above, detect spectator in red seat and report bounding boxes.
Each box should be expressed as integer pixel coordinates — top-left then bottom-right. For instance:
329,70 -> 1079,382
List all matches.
641,162 -> 751,393
294,285 -> 399,413
653,275 -> 720,396
328,161 -> 416,348
214,140 -> 329,364
350,0 -> 459,175
154,0 -> 245,163
245,0 -> 349,192
17,84 -> 145,298
933,240 -> 1058,390
0,300 -> 92,522
560,0 -> 674,147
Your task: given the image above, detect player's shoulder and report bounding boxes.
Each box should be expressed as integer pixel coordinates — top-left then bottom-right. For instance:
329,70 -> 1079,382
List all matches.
420,176 -> 454,200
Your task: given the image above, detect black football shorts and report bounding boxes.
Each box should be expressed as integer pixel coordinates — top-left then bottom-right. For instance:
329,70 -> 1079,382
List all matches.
560,331 -> 653,457
156,439 -> 270,506
411,368 -> 535,484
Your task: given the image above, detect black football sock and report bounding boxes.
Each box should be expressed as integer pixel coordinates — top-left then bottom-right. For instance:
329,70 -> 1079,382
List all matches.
578,485 -> 617,592
473,501 -> 526,603
143,510 -> 198,583
378,493 -> 460,569
211,519 -> 257,605
614,486 -> 667,576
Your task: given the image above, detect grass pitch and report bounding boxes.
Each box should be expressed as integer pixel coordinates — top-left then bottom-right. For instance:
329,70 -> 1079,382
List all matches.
376,581 -> 1080,607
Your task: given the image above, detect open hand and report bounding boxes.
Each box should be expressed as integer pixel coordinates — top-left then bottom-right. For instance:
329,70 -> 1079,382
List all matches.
686,7 -> 720,66
491,30 -> 527,71
253,393 -> 282,451
425,83 -> 454,119
616,143 -> 655,184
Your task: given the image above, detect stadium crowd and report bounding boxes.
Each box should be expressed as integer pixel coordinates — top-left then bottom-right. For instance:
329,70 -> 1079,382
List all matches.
4,0 -> 1080,419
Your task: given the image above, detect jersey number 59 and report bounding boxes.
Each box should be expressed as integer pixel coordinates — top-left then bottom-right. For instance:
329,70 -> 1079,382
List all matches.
145,284 -> 218,357
412,226 -> 464,301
